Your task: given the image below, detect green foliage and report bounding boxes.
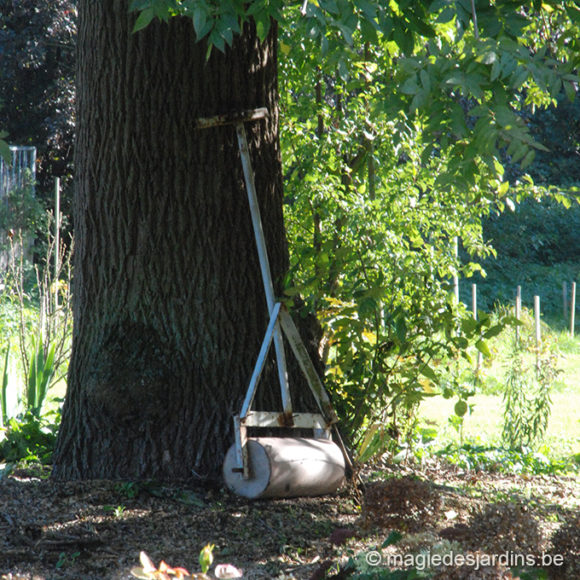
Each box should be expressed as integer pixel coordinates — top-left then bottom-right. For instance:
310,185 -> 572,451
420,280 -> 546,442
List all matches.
434,442 -> 577,475
0,221 -> 71,469
0,410 -> 59,465
483,197 -> 580,266
0,130 -> 10,164
281,106 -> 513,452
0,181 -> 46,251
25,336 -> 56,418
326,531 -> 423,579
0,0 -> 76,202
273,0 -> 577,456
131,1 -> 580,181
464,259 -> 579,322
115,481 -> 141,500
129,0 -> 282,52
0,216 -> 72,417
524,93 -> 580,187
1,344 -> 9,428
511,569 -> 548,580
501,338 -> 558,450
56,550 -> 81,570
408,303 -> 579,475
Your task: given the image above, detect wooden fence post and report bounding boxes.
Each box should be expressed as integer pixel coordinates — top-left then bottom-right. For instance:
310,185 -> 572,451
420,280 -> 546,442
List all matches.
54,177 -> 61,311
534,295 -> 541,375
472,283 -> 481,372
453,237 -> 459,305
571,282 -> 577,338
515,285 -> 522,347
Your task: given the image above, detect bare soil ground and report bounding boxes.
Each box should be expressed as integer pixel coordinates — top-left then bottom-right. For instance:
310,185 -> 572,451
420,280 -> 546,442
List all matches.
0,459 -> 578,580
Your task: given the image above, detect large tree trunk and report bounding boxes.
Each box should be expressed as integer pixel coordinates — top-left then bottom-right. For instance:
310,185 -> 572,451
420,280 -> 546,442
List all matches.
52,0 -> 292,481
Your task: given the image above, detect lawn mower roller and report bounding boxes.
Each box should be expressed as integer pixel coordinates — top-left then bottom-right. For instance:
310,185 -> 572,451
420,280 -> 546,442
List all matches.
195,108 -> 351,499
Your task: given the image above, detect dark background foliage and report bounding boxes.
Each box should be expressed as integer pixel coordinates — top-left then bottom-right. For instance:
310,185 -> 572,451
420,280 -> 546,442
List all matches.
0,0 -> 76,215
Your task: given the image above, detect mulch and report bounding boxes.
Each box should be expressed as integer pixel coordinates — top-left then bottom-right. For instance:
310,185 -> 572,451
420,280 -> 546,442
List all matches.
0,459 -> 578,579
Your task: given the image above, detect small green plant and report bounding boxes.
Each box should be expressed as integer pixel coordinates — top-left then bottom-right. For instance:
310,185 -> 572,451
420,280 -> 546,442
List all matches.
104,504 -> 126,518
434,441 -> 577,475
56,550 -> 80,570
26,336 -> 56,417
502,339 -> 558,450
0,410 -> 59,464
441,367 -> 479,446
1,344 -> 9,427
199,543 -> 214,574
116,480 -> 140,499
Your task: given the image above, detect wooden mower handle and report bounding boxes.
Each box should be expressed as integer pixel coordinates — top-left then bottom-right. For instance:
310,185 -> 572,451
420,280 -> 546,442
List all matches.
195,107 -> 269,129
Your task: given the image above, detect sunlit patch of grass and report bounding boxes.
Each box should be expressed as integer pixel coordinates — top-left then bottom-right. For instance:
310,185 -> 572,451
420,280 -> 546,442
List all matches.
420,393 -> 580,458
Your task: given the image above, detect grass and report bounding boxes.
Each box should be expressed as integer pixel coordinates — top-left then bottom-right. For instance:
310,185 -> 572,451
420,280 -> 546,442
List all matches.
420,393 -> 580,454
419,317 -> 580,466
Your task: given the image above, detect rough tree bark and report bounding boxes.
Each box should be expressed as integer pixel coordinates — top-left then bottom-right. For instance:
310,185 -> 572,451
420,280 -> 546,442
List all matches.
52,0 -> 293,481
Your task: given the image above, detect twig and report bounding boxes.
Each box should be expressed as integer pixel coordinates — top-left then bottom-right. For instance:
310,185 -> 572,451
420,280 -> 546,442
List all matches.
470,0 -> 479,40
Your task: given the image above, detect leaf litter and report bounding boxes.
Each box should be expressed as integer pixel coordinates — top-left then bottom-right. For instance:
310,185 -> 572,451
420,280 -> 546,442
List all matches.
0,459 -> 577,579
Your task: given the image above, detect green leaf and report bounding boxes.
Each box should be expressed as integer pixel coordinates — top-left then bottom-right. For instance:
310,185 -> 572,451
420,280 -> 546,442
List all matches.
395,316 -> 407,344
1,345 -> 9,427
209,28 -> 226,52
255,13 -> 272,43
320,0 -> 340,15
461,317 -> 478,335
192,5 -> 211,40
133,8 -> 155,32
393,18 -> 414,54
419,363 -> 438,382
483,324 -> 504,339
475,339 -> 491,358
436,6 -> 456,24
406,12 -> 435,38
360,18 -> 378,44
520,149 -> 536,170
565,3 -> 580,24
454,400 -> 468,417
129,0 -> 151,12
382,530 -> 403,548
400,75 -> 419,95
563,80 -> 576,103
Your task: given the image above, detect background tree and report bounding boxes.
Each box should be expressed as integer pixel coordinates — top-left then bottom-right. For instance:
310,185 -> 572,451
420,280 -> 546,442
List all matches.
475,93 -> 580,315
0,0 -> 76,205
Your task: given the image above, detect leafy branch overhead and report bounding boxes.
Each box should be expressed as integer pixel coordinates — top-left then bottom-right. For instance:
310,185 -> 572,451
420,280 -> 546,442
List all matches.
130,1 -> 579,186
